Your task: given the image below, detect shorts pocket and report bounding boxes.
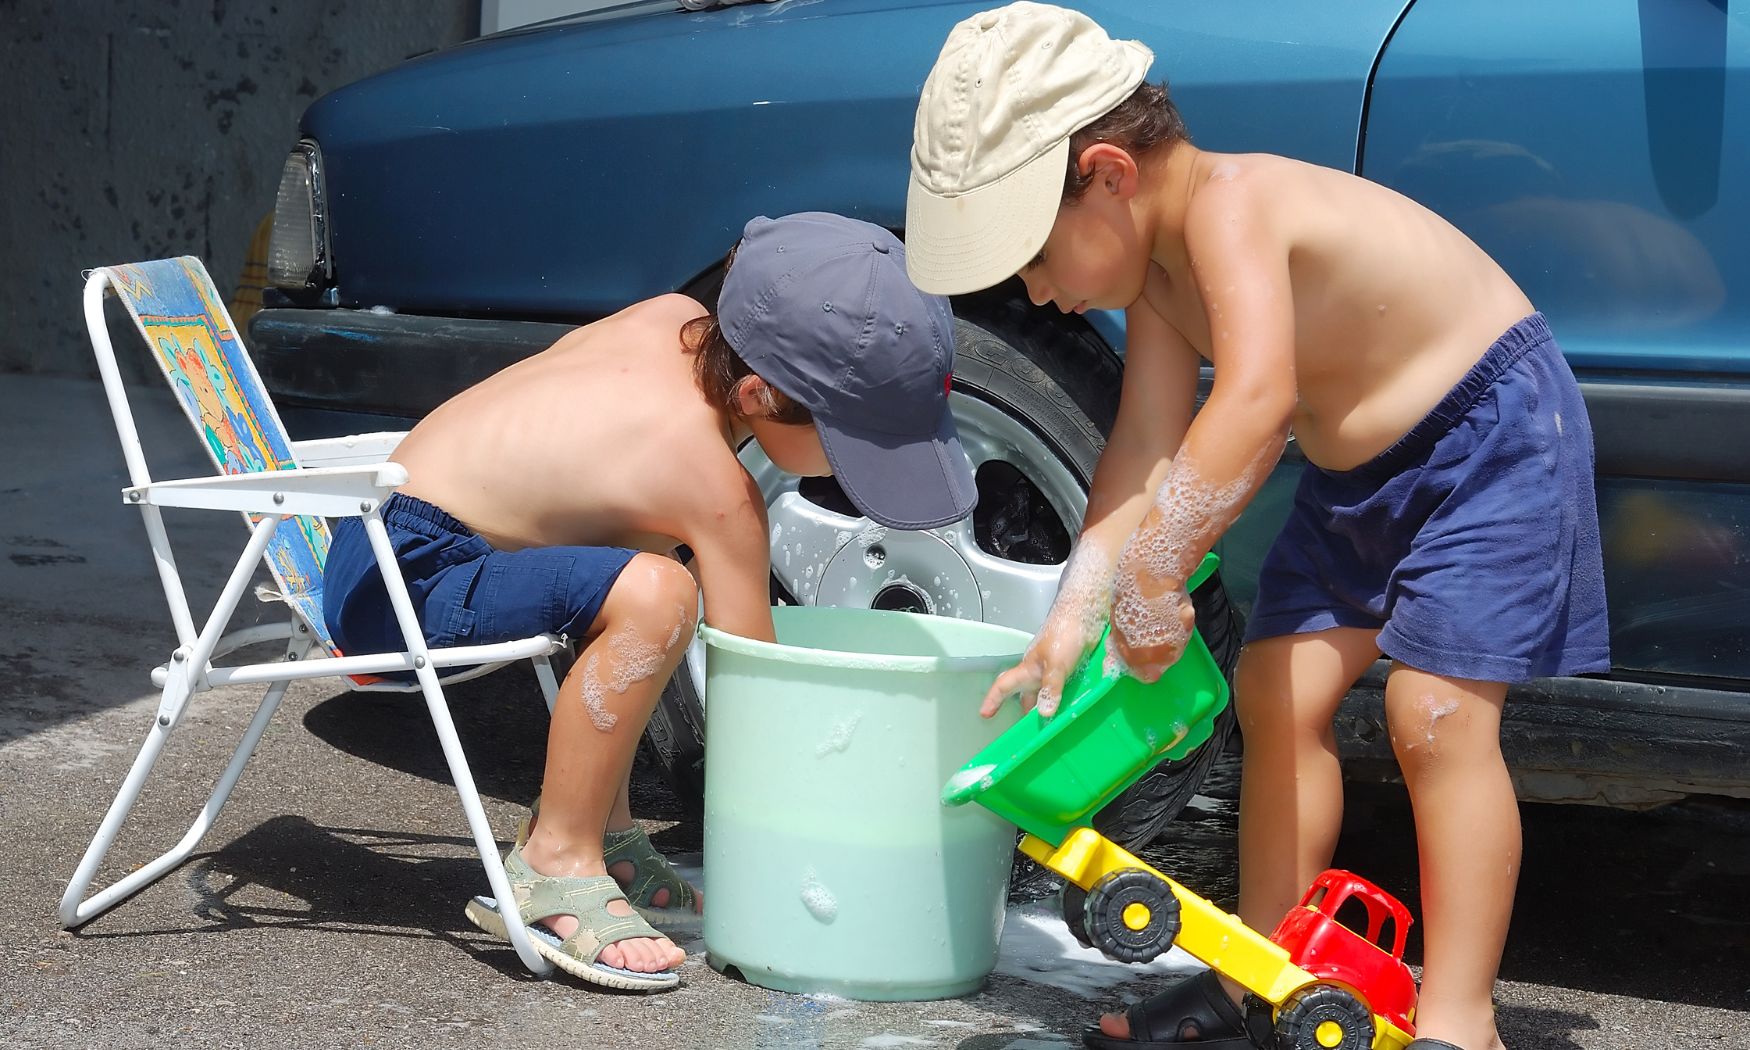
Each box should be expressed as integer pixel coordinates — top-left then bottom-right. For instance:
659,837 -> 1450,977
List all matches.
474,553 -> 576,645
427,559 -> 484,648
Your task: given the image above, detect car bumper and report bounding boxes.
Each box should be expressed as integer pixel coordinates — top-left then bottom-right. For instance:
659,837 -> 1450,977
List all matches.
1339,664 -> 1750,806
248,306 -> 579,436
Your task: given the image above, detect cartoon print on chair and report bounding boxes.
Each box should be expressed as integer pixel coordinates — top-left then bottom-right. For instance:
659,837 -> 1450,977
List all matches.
103,257 -> 337,656
163,334 -> 247,470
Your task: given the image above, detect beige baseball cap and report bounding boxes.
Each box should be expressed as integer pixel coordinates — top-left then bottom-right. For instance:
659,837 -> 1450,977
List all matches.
905,2 -> 1154,295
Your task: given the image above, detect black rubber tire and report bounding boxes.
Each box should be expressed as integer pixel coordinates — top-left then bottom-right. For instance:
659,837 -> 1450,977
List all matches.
1083,868 -> 1182,964
643,656 -> 708,812
642,285 -> 1242,834
1060,882 -> 1093,948
1272,984 -> 1375,1050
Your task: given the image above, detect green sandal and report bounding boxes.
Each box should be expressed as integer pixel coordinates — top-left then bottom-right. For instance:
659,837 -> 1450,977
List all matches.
603,825 -> 702,933
462,846 -> 681,991
514,796 -> 703,933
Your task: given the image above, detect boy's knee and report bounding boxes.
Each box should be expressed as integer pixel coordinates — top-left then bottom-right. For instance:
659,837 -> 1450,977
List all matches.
1384,690 -> 1463,761
606,553 -> 699,648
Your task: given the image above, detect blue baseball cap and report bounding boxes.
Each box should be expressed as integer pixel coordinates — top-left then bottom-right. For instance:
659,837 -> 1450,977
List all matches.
719,212 -> 978,530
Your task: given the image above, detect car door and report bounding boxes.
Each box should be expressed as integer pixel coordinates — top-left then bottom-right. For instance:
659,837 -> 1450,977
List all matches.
1356,0 -> 1750,684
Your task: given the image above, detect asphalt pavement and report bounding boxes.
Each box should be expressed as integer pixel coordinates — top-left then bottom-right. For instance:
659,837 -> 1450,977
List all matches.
2,373 -> 1746,1050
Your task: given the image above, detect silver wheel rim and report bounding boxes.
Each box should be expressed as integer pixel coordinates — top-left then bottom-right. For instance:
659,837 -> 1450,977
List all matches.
683,391 -> 1088,697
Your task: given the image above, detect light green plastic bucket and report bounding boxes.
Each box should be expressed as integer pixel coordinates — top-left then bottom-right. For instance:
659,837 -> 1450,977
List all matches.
699,607 -> 1026,1001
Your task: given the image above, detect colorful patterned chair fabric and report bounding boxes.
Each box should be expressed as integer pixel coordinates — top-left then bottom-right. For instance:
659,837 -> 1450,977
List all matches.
102,257 -> 336,654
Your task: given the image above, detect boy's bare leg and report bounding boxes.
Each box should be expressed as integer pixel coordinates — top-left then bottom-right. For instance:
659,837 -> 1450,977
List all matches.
607,776 -> 636,831
1386,666 -> 1514,1050
1229,628 -> 1383,992
1100,627 -> 1379,1039
518,553 -> 697,974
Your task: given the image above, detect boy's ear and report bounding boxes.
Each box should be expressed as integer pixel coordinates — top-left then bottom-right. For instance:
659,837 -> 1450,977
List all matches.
1077,142 -> 1140,200
733,374 -> 771,418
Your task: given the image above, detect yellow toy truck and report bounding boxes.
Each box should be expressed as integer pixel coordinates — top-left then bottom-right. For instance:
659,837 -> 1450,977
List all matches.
945,555 -> 1419,1050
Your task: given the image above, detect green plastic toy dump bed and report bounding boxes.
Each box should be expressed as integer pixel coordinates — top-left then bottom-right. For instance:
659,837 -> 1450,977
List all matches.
942,553 -> 1230,847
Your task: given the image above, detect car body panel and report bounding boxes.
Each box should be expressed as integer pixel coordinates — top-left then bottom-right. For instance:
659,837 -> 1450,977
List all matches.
1351,0 -> 1750,680
302,0 -> 1409,314
1362,0 -> 1749,374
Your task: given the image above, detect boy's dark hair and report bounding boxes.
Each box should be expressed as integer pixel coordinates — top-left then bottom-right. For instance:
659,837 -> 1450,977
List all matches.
683,247 -> 813,426
1063,80 -> 1189,204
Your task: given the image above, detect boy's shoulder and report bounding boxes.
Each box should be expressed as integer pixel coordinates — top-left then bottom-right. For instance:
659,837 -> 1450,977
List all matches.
1181,153 -> 1302,216
618,292 -> 709,333
1176,152 -> 1354,257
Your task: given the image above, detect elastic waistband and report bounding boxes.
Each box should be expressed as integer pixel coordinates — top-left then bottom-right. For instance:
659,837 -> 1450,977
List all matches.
380,492 -> 476,537
1328,312 -> 1553,484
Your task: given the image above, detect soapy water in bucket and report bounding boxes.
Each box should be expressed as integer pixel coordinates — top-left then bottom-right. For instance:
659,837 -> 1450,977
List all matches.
705,818 -> 1011,990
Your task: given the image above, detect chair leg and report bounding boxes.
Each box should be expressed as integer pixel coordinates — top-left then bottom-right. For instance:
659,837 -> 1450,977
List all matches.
361,512 -> 555,977
414,674 -> 557,977
60,661 -> 298,928
532,653 -> 559,716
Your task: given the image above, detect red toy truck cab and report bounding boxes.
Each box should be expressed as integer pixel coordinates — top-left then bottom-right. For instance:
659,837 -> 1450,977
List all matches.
1269,870 -> 1419,1034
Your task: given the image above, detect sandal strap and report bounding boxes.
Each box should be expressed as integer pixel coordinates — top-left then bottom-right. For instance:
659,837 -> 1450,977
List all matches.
502,848 -> 665,963
513,794 -> 542,851
602,825 -> 698,913
1128,969 -> 1251,1043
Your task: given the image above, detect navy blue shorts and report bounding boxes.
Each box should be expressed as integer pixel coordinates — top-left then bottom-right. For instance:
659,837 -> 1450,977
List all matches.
322,493 -> 638,658
1243,313 -> 1610,683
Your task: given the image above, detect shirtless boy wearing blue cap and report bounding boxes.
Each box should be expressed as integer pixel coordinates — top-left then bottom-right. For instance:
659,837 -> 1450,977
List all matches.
906,5 -> 1608,1049
321,212 -> 974,991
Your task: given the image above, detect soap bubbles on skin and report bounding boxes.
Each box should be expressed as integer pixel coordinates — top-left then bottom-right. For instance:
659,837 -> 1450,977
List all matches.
1111,445 -> 1276,674
578,603 -> 694,732
985,539 -> 1116,718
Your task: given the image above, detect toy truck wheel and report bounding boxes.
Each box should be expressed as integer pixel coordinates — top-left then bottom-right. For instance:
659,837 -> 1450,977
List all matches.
1272,983 -> 1374,1050
1059,884 -> 1093,948
1084,869 -> 1181,964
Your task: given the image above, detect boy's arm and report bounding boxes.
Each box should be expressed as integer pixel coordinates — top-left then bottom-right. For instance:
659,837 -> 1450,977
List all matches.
981,294 -> 1199,717
1109,174 -> 1296,680
681,468 -> 778,644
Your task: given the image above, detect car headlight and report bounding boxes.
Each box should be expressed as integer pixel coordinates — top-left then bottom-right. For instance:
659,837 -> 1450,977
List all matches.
268,140 -> 330,290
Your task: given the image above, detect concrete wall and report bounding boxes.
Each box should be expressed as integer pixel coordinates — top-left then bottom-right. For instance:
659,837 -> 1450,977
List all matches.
0,0 -> 477,377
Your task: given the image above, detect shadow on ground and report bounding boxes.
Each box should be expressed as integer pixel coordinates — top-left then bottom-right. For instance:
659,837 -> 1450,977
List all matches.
305,671 -> 1750,1016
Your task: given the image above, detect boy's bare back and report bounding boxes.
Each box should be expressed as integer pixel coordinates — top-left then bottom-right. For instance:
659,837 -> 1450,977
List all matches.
1146,150 -> 1535,471
392,293 -> 757,556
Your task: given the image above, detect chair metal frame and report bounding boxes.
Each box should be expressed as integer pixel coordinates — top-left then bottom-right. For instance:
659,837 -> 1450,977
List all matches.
60,259 -> 562,977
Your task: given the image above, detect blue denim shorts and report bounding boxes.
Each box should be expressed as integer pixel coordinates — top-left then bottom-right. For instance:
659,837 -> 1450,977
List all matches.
322,493 -> 638,658
1243,313 -> 1610,683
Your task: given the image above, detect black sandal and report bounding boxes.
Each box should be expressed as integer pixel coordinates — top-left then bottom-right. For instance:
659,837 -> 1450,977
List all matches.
1083,969 -> 1259,1049
1406,1042 -> 1467,1049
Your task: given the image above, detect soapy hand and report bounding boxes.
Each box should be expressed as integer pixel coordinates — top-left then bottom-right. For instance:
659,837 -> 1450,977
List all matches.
1109,567 -> 1194,683
1109,510 -> 1197,683
980,540 -> 1115,719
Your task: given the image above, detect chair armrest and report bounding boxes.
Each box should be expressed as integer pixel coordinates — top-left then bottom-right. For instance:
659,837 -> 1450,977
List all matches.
123,463 -> 409,517
292,431 -> 409,468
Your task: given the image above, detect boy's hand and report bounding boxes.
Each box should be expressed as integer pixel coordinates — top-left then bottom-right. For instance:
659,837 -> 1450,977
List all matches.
980,541 -> 1116,719
1108,508 -> 1197,682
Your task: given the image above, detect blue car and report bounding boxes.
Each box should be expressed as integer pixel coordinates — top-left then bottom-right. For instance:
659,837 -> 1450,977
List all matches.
250,0 -> 1750,840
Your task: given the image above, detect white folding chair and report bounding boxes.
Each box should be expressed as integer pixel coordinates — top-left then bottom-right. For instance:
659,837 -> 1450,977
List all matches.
61,256 -> 562,977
